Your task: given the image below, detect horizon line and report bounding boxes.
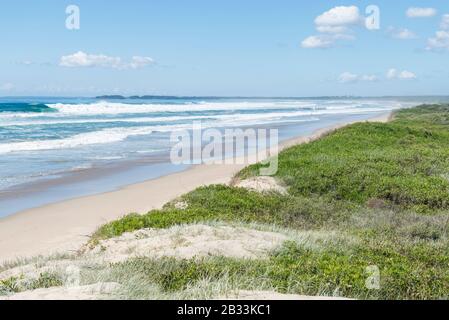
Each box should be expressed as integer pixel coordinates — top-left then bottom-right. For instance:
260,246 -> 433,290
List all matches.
1,94 -> 449,100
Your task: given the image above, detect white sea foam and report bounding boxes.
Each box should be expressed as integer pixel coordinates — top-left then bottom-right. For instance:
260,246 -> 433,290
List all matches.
0,115 -> 322,154
0,100 -> 414,121
0,105 -> 394,127
46,100 -> 317,115
0,126 -> 155,154
0,115 -> 206,126
0,112 -> 320,127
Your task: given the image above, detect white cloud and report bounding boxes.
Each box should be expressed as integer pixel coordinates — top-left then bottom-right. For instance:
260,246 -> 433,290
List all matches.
406,7 -> 437,18
302,6 -> 361,49
426,15 -> 449,51
427,31 -> 449,51
386,69 -> 417,80
338,72 -> 359,83
338,72 -> 378,84
301,35 -> 335,48
386,68 -> 397,79
59,51 -> 154,69
387,27 -> 417,40
60,51 -> 121,68
300,33 -> 356,49
398,70 -> 417,79
440,14 -> 449,30
315,6 -> 361,26
333,33 -> 355,41
316,25 -> 349,34
360,75 -> 378,82
128,56 -> 155,69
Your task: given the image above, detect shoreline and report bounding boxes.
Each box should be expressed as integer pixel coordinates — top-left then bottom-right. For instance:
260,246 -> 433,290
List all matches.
0,112 -> 392,264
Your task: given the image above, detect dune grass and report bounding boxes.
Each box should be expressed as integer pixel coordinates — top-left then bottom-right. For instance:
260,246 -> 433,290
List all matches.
0,272 -> 64,296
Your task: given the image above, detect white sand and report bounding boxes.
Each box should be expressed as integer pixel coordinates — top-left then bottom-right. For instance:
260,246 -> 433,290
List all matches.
0,113 -> 392,264
86,224 -> 287,263
234,176 -> 288,194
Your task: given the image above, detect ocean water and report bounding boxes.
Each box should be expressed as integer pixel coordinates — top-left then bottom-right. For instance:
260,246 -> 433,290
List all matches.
0,96 -> 428,202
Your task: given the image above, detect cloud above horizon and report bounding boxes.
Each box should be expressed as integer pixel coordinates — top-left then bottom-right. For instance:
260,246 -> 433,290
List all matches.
302,5 -> 447,53
59,51 -> 154,69
441,14 -> 449,30
315,6 -> 361,29
301,6 -> 361,49
386,69 -> 417,80
387,27 -> 417,40
302,33 -> 354,49
338,68 -> 417,84
338,72 -> 378,84
426,15 -> 449,51
406,7 -> 437,18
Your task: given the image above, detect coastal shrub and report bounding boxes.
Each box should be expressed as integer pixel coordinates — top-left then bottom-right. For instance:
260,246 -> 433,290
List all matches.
0,272 -> 64,296
25,272 -> 64,291
0,277 -> 20,295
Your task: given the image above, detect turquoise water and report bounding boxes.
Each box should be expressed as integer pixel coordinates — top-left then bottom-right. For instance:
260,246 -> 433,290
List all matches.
0,96 -> 428,196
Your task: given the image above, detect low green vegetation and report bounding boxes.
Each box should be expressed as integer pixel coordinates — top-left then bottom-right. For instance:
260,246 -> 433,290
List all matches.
26,272 -> 64,291
240,105 -> 449,213
0,277 -> 20,295
0,272 -> 63,295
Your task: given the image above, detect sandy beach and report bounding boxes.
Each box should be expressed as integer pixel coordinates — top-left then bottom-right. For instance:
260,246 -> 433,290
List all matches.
0,112 -> 392,264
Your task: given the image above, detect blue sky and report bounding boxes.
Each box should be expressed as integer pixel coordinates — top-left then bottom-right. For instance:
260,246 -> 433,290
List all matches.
0,0 -> 448,97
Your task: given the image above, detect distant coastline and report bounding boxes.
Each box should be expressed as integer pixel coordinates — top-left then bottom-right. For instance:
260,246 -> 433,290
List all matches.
94,95 -> 449,101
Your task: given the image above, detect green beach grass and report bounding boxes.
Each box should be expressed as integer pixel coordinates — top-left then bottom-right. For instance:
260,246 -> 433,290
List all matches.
3,105 -> 449,300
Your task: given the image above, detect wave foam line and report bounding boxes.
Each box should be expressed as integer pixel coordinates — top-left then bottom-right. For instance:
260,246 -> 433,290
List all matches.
0,111 -> 320,127
46,101 -> 317,115
0,126 -> 155,154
